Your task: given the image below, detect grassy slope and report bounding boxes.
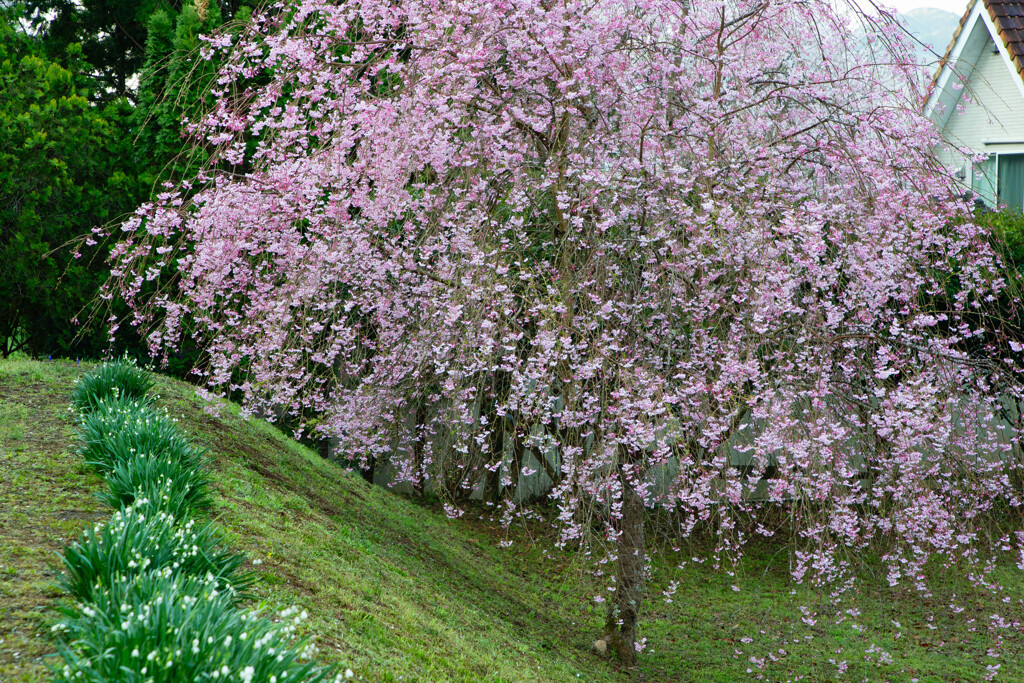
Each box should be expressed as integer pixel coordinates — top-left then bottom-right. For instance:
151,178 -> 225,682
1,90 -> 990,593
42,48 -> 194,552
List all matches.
0,359 -> 613,683
2,358 -> 1023,682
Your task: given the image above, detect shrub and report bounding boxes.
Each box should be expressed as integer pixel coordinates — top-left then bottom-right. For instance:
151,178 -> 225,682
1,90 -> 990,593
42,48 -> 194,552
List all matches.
96,453 -> 213,518
59,503 -> 251,604
53,573 -> 341,683
72,360 -> 155,413
76,396 -> 206,474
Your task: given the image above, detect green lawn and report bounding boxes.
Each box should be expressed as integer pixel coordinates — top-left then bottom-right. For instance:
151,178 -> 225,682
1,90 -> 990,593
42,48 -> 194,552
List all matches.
2,357 -> 1021,682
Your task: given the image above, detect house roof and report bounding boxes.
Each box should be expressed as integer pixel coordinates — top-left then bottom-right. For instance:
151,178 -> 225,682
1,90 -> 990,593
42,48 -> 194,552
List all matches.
924,0 -> 1024,126
987,0 -> 1024,80
932,0 -> 1024,90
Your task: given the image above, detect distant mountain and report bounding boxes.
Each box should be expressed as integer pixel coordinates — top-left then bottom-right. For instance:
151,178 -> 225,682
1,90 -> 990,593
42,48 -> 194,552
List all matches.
899,8 -> 962,63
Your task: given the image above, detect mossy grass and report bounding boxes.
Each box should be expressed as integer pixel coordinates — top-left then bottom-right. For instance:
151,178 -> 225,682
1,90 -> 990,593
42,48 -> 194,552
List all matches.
95,453 -> 213,518
71,359 -> 155,414
58,503 -> 252,605
52,573 -> 339,683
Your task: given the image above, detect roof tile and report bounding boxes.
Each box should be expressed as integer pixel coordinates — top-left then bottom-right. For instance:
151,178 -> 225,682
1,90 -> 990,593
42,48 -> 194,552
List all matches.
926,0 -> 1024,110
933,1 -> 1024,82
988,0 -> 1024,78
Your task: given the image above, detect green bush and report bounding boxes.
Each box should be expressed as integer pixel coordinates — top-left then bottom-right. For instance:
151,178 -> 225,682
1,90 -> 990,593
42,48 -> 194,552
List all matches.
96,453 -> 213,518
76,396 -> 205,474
53,573 -> 340,683
975,207 -> 1024,354
59,503 -> 251,604
980,207 -> 1024,269
71,360 -> 155,413
0,28 -> 146,361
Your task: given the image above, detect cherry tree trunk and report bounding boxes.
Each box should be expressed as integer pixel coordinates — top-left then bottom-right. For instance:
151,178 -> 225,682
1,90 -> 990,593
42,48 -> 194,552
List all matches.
413,400 -> 428,496
605,464 -> 646,666
507,437 -> 524,501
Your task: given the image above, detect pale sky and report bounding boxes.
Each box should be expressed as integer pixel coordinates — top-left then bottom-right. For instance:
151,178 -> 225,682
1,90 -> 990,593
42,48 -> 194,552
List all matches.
883,0 -> 971,15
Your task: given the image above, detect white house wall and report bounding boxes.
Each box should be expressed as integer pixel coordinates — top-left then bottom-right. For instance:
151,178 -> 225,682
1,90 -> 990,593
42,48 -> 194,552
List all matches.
945,41 -> 1024,156
931,7 -> 1024,202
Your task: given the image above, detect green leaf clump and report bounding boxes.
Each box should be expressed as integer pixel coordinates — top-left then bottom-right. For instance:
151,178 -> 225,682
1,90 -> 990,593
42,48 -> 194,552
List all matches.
71,359 -> 156,413
54,573 -> 337,683
59,503 -> 251,605
95,452 -> 213,519
75,395 -> 204,474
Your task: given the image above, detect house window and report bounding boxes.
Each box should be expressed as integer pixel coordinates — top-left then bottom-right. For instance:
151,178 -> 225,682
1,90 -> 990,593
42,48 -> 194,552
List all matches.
997,154 -> 1024,211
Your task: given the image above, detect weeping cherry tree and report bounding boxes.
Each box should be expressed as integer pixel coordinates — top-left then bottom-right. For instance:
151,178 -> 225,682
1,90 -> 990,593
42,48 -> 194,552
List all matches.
107,0 -> 1024,663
